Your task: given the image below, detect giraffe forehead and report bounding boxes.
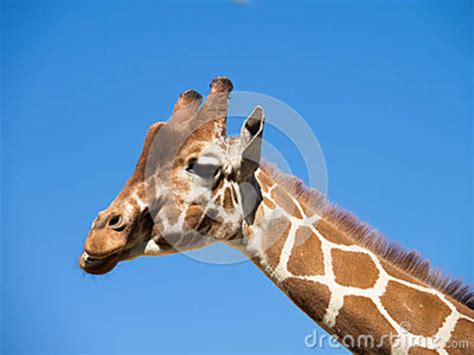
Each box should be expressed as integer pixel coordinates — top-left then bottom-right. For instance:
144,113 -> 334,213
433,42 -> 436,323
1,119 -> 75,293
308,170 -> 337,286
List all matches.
201,140 -> 229,158
196,140 -> 240,175
109,185 -> 145,211
146,123 -> 216,173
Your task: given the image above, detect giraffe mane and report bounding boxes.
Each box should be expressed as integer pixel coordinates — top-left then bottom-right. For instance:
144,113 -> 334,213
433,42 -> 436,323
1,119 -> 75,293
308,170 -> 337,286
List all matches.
261,162 -> 474,310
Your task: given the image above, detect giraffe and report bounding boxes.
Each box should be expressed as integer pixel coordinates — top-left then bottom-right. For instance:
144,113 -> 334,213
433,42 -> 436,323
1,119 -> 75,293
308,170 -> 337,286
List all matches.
79,77 -> 474,354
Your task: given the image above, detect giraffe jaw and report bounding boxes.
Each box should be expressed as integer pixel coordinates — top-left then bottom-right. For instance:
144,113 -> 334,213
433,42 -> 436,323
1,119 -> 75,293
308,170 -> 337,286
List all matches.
79,250 -> 120,275
79,235 -> 178,275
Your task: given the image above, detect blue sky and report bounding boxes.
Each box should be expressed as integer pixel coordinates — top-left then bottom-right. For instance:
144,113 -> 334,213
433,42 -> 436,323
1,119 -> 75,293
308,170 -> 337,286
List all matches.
1,1 -> 472,354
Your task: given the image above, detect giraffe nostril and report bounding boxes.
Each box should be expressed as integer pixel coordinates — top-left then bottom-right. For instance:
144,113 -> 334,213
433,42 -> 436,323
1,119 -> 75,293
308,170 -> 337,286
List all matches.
107,214 -> 124,230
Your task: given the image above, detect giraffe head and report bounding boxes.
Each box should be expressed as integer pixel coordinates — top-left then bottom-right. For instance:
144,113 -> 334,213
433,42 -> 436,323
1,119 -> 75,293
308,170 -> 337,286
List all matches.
79,77 -> 265,274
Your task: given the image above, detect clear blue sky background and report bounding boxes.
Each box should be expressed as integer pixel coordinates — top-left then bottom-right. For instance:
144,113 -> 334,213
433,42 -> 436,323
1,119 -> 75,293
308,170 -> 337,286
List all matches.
1,1 -> 472,354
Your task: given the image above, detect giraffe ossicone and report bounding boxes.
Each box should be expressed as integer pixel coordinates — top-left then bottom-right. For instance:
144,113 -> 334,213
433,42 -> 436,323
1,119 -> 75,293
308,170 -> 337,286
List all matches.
79,77 -> 473,354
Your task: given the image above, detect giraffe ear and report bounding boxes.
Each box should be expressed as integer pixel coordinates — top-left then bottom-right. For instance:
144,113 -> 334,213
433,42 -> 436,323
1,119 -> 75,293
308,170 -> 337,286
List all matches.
239,106 -> 265,179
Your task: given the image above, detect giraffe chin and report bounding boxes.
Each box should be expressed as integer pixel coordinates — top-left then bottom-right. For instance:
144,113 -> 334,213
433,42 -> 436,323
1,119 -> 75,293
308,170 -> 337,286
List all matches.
79,251 -> 120,275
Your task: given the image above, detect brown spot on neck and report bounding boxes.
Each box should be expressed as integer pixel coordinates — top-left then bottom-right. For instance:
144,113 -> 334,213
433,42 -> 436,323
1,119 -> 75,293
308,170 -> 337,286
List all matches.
380,281 -> 451,337
334,296 -> 397,353
447,319 -> 474,354
288,226 -> 324,276
263,197 -> 275,209
332,249 -> 379,289
271,186 -> 302,219
315,219 -> 355,246
256,170 -> 274,193
381,259 -> 425,287
280,278 -> 331,323
409,347 -> 439,354
261,216 -> 291,269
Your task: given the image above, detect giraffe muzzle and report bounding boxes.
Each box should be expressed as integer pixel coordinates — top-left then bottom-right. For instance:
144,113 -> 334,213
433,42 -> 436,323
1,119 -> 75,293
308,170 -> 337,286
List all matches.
79,250 -> 120,275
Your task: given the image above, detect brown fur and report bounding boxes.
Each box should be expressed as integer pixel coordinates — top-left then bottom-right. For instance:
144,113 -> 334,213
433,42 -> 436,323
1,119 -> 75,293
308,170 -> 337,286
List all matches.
263,197 -> 276,209
334,295 -> 397,353
281,278 -> 331,323
381,281 -> 451,336
447,319 -> 474,354
288,226 -> 324,276
223,187 -> 233,210
261,162 -> 474,310
408,347 -> 438,355
332,249 -> 379,289
261,216 -> 291,269
130,122 -> 166,183
271,186 -> 303,219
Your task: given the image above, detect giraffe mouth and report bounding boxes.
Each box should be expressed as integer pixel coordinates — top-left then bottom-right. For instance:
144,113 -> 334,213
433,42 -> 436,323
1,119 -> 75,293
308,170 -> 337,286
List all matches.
79,251 -> 121,275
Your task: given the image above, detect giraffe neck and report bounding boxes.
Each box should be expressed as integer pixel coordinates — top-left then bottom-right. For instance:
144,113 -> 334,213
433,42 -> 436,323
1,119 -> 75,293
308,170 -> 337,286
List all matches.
235,167 -> 474,354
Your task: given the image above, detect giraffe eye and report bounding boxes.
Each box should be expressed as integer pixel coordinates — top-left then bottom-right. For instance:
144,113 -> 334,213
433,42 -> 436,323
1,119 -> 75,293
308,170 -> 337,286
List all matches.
186,158 -> 219,179
186,158 -> 198,172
